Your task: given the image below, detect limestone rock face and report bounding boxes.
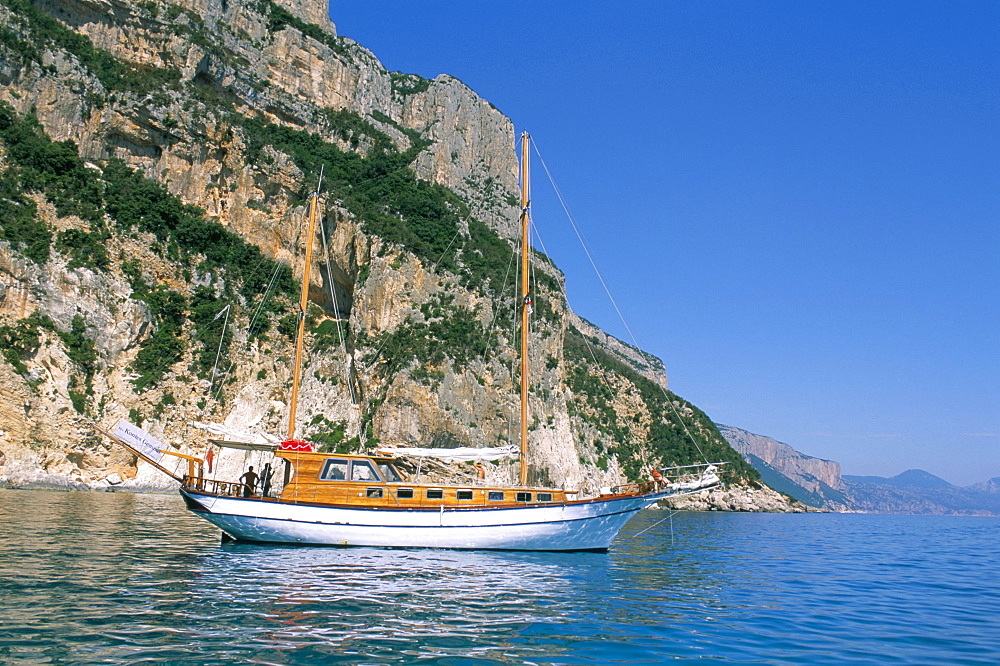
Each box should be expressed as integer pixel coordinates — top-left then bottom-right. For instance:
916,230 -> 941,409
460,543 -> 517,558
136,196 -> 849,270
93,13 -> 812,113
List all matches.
0,0 -> 753,502
718,424 -> 844,493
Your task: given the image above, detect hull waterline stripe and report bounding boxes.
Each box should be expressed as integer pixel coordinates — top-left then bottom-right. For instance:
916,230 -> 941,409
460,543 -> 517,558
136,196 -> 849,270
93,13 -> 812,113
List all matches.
180,490 -> 651,529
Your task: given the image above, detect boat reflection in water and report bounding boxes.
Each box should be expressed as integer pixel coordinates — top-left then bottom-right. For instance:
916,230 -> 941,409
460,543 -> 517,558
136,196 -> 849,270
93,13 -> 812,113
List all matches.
187,542 -> 597,661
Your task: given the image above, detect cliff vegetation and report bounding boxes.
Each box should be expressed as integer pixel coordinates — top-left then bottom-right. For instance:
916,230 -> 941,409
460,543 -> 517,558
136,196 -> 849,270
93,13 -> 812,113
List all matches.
0,0 -> 757,495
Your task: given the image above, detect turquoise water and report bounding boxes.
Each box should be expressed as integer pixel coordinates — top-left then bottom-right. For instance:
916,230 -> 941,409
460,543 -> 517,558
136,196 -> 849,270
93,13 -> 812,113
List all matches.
0,489 -> 997,664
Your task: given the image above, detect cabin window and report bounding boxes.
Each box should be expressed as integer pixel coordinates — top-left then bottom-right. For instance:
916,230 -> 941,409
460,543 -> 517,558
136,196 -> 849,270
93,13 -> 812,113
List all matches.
377,462 -> 402,482
426,488 -> 444,500
366,487 -> 383,498
456,490 -> 474,500
320,458 -> 349,481
488,491 -> 505,501
396,488 -> 414,499
516,492 -> 532,502
350,460 -> 380,482
537,493 -> 553,502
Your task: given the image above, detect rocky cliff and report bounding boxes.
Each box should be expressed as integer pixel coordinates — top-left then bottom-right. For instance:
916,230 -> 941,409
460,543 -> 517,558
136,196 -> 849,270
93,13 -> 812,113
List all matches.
718,424 -> 847,508
720,425 -> 1000,515
0,0 -> 762,499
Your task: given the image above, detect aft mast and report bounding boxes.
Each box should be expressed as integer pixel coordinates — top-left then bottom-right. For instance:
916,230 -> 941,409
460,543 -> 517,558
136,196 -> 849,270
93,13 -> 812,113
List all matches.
286,179 -> 322,440
519,132 -> 531,485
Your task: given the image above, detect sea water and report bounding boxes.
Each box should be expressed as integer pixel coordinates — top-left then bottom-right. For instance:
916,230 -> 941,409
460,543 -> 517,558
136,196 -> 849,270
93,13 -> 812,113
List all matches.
0,488 -> 997,664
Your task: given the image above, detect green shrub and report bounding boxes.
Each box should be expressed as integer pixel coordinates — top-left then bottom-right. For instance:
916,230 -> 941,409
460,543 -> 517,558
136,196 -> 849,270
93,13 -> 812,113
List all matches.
312,318 -> 346,351
130,286 -> 187,390
56,229 -> 110,270
564,325 -> 757,481
0,0 -> 181,96
306,416 -> 350,453
0,176 -> 49,263
188,288 -> 232,377
59,315 -> 97,383
389,71 -> 431,96
261,0 -> 348,56
68,389 -> 87,413
0,312 -> 54,374
277,314 -> 299,339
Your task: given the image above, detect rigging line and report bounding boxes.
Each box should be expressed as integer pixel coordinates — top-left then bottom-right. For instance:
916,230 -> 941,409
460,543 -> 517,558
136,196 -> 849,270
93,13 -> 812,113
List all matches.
529,220 -> 641,454
319,216 -> 358,404
209,247 -> 285,402
565,304 -> 641,453
531,137 -> 640,348
217,229 -> 285,348
217,229 -> 290,391
631,510 -> 678,539
531,137 -> 710,462
245,261 -> 283,339
350,230 -> 462,379
123,218 -> 281,395
209,304 -> 230,394
208,191 -> 303,404
503,224 -> 527,445
526,225 -> 545,386
429,227 -> 463,274
480,243 -> 518,373
317,217 -> 344,342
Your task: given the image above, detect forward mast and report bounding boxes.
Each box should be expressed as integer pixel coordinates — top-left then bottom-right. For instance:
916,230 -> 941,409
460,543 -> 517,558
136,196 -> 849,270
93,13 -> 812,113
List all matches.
287,180 -> 322,440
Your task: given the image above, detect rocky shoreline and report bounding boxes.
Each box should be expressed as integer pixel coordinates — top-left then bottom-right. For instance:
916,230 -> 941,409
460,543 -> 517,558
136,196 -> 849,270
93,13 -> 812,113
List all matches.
0,446 -> 177,493
661,483 -> 818,513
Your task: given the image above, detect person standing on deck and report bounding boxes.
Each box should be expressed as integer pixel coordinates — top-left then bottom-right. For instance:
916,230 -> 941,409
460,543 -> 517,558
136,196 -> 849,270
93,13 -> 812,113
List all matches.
240,466 -> 259,497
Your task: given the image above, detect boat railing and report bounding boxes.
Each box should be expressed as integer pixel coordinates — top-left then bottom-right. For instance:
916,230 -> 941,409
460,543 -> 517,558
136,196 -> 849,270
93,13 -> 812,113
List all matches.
606,462 -> 727,496
605,481 -> 658,496
183,475 -> 252,498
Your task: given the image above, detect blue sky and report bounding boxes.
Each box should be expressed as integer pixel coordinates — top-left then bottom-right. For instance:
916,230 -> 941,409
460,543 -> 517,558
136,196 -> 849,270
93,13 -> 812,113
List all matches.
326,1 -> 999,485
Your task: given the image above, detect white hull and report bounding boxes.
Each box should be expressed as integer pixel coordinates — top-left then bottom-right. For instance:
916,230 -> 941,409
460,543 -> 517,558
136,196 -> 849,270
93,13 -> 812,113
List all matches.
180,488 -> 673,552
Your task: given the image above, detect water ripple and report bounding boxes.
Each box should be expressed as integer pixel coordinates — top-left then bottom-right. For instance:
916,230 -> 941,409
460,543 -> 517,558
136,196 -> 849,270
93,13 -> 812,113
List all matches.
2,490 -> 999,663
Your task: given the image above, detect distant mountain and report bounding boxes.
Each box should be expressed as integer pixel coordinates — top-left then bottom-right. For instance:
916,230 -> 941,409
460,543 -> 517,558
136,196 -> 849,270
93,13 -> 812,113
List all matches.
719,425 -> 1000,516
969,478 -> 1000,494
717,425 -> 847,509
844,471 -> 1000,516
846,468 -> 951,489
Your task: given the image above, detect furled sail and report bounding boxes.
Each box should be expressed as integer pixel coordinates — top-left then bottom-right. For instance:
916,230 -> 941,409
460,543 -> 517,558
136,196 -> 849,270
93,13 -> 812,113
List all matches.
668,465 -> 720,491
376,445 -> 520,463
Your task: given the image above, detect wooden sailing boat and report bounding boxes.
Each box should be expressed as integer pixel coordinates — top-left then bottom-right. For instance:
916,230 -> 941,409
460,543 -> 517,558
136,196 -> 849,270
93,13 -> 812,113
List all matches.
108,133 -> 721,551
